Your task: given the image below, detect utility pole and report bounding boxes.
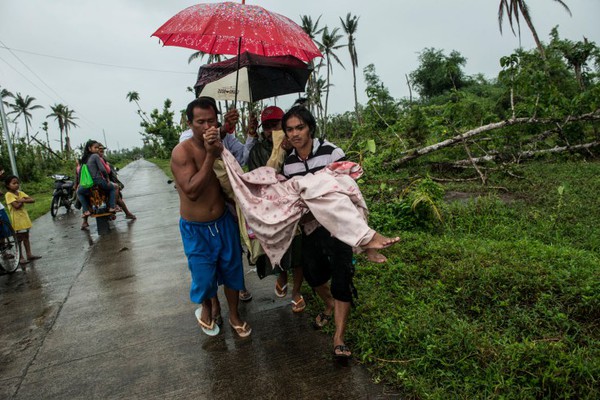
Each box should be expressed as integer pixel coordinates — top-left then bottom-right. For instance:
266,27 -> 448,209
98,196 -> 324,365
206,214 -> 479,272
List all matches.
0,85 -> 18,177
102,129 -> 108,150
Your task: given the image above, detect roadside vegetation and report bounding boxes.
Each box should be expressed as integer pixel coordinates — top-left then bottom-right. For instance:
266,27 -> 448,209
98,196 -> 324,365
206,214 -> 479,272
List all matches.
2,2 -> 599,397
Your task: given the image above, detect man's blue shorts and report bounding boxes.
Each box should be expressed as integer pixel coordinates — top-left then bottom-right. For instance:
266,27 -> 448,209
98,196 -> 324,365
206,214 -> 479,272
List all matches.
179,210 -> 244,304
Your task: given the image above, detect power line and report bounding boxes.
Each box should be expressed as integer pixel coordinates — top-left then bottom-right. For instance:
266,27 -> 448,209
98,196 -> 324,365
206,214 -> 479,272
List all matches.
1,40 -> 100,130
0,45 -> 196,75
0,40 -> 70,105
0,55 -> 58,102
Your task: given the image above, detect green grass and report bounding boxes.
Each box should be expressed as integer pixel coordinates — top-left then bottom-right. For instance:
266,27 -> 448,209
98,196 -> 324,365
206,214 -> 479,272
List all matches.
348,159 -> 600,398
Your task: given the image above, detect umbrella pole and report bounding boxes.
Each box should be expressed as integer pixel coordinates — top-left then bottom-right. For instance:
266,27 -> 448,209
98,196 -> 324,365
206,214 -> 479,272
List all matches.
234,37 -> 242,105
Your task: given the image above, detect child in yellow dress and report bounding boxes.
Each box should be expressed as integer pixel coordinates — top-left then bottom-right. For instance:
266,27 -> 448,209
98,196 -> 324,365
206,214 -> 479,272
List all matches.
4,175 -> 41,267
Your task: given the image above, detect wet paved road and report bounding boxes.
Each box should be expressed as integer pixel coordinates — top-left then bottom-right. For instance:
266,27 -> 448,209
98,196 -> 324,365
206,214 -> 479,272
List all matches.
0,160 -> 397,399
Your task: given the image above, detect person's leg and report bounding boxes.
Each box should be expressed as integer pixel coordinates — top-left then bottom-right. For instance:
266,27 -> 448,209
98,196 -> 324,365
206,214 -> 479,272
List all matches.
327,236 -> 355,357
77,186 -> 91,216
210,295 -> 222,325
97,180 -> 116,210
302,228 -> 333,323
291,266 -> 303,301
179,218 -> 219,330
275,269 -> 288,297
117,196 -> 136,219
333,300 -> 352,357
313,283 -> 334,321
17,232 -> 27,264
217,211 -> 251,335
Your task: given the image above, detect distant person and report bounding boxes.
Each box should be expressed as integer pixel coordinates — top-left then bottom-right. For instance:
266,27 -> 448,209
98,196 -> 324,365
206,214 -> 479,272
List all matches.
248,106 -> 305,313
77,140 -> 117,228
171,96 -> 251,338
97,144 -> 136,220
4,175 -> 41,267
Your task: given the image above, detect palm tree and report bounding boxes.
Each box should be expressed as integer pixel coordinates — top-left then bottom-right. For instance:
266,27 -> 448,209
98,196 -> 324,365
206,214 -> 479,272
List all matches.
7,93 -> 44,143
188,51 -> 224,65
498,0 -> 571,59
340,13 -> 361,123
300,15 -> 325,116
47,104 -> 66,152
320,26 -> 345,134
126,91 -> 149,123
62,106 -> 79,153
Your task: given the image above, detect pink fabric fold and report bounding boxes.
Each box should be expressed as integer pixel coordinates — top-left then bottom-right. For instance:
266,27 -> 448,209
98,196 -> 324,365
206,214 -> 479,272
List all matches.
221,149 -> 375,267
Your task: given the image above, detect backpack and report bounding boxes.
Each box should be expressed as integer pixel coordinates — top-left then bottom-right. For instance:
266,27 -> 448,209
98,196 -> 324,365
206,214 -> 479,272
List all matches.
79,164 -> 94,189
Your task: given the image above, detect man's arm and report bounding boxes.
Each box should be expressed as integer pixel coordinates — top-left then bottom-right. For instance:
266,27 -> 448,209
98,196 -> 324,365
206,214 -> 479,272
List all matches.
224,134 -> 256,167
171,139 -> 222,202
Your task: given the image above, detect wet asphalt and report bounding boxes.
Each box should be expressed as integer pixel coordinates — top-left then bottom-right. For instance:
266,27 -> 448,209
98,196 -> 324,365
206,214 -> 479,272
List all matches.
0,159 -> 397,399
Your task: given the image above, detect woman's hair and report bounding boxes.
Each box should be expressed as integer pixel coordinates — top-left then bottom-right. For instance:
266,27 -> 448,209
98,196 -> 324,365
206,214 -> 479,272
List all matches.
4,174 -> 19,189
282,106 -> 317,138
81,140 -> 98,164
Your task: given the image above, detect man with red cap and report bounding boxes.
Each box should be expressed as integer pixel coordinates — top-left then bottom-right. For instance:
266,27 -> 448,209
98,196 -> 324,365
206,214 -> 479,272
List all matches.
247,106 -> 285,170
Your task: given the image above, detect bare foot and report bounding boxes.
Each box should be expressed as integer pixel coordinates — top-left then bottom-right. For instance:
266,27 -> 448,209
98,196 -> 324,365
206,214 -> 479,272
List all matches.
365,248 -> 387,263
364,232 -> 400,249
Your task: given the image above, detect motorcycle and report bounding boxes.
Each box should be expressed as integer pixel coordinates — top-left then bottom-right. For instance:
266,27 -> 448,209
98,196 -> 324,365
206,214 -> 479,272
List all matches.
50,174 -> 75,217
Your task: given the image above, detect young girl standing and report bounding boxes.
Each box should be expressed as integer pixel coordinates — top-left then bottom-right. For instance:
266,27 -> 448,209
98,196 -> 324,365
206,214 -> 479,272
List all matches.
4,175 -> 41,267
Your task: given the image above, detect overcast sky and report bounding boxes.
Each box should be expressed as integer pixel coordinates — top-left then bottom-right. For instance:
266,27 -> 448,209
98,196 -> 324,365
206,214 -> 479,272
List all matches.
1,0 -> 598,151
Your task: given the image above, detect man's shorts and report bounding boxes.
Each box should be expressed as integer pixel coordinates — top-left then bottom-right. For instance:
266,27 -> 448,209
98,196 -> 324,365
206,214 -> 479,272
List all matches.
179,210 -> 244,304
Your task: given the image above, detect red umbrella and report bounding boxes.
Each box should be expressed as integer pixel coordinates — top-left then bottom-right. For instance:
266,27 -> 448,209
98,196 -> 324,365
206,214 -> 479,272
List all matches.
151,2 -> 322,63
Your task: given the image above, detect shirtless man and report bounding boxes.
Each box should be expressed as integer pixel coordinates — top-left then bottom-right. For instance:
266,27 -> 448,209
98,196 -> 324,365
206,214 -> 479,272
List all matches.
171,97 -> 251,338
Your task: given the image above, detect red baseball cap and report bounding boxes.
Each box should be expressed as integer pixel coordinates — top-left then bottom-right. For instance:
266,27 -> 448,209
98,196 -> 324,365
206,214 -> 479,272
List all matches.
260,106 -> 284,124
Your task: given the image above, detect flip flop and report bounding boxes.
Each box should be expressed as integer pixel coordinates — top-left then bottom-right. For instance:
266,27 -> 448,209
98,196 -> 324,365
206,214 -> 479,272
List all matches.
195,306 -> 220,336
229,319 -> 252,338
125,214 -> 137,220
274,281 -> 288,298
333,344 -> 352,360
291,296 -> 306,313
313,312 -> 332,330
28,255 -> 42,261
19,259 -> 30,265
239,290 -> 253,302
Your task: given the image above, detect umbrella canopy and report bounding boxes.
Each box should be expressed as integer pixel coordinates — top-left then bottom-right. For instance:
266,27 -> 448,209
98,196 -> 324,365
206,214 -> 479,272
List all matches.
151,2 -> 322,63
194,52 -> 312,103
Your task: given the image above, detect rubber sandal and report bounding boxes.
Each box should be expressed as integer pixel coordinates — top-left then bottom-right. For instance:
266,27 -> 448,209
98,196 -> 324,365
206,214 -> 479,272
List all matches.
81,222 -> 89,230
313,312 -> 332,330
239,290 -> 253,302
125,214 -> 137,220
333,344 -> 352,360
195,306 -> 219,336
291,296 -> 306,313
229,319 -> 252,338
28,255 -> 42,261
274,281 -> 288,298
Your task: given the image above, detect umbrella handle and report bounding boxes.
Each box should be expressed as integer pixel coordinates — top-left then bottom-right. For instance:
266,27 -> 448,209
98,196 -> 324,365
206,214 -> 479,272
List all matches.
234,37 -> 242,105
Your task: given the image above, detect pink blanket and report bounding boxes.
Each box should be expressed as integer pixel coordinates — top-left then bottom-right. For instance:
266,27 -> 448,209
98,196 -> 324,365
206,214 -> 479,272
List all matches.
221,149 -> 374,266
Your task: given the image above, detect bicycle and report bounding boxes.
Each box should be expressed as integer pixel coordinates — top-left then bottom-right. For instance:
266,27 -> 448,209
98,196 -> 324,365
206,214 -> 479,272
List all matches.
0,217 -> 21,274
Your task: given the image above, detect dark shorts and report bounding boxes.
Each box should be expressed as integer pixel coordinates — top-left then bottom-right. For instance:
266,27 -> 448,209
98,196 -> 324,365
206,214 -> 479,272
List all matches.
256,235 -> 302,279
301,226 -> 355,303
179,211 -> 244,304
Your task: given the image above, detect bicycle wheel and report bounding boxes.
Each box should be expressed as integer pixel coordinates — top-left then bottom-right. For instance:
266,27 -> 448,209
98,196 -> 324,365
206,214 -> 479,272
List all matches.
50,195 -> 60,217
0,227 -> 21,274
